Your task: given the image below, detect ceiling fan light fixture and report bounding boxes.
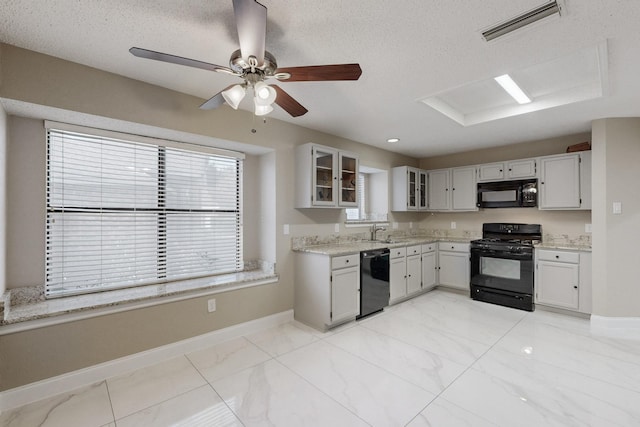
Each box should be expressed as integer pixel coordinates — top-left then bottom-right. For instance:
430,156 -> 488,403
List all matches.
254,100 -> 274,116
494,74 -> 532,104
254,81 -> 277,106
221,84 -> 246,109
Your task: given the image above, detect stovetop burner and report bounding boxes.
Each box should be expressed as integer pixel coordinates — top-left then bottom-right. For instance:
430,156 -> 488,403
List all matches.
474,223 -> 542,245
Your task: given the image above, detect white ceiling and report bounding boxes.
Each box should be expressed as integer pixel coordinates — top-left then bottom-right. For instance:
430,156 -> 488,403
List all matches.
1,0 -> 639,158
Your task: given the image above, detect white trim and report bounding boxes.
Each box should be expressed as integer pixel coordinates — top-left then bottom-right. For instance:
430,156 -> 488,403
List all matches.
0,309 -> 293,411
590,315 -> 640,338
44,120 -> 246,159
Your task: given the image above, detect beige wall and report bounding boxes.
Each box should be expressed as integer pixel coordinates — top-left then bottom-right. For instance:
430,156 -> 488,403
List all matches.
418,134 -> 593,240
591,118 -> 640,317
6,116 -> 46,287
0,102 -> 6,296
0,44 -> 417,390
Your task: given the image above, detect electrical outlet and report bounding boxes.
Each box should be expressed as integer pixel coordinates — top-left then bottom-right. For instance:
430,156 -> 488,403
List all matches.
613,202 -> 622,214
207,298 -> 216,313
334,223 -> 340,233
585,223 -> 592,233
283,224 -> 290,235
392,222 -> 399,229
409,222 -> 413,229
451,221 -> 457,229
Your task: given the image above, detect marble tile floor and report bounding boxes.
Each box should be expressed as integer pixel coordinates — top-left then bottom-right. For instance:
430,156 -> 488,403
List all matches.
2,290 -> 640,426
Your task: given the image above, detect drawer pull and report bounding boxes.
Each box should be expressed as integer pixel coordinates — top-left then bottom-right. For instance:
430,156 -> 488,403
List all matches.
555,255 -> 559,259
345,260 -> 349,263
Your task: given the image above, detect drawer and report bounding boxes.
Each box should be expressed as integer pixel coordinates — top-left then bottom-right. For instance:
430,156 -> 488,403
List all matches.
406,245 -> 421,256
390,247 -> 407,259
331,254 -> 360,270
438,242 -> 470,253
537,250 -> 579,264
421,243 -> 436,253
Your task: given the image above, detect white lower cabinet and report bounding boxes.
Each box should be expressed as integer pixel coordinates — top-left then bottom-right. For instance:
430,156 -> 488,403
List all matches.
406,249 -> 422,296
421,243 -> 437,291
437,242 -> 470,291
389,244 -> 430,304
294,253 -> 360,331
535,249 -> 591,313
389,247 -> 408,304
331,263 -> 361,324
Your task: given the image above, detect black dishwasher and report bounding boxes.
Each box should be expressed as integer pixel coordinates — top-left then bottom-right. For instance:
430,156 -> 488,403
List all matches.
358,248 -> 390,319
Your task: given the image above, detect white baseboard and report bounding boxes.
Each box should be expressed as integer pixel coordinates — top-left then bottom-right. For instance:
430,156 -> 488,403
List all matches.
0,309 -> 293,412
590,314 -> 640,338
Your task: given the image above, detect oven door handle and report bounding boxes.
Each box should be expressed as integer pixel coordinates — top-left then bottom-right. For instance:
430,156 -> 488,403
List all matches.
472,249 -> 532,260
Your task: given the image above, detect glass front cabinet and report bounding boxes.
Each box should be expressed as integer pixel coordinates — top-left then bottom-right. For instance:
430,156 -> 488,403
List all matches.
391,166 -> 427,211
296,143 -> 359,208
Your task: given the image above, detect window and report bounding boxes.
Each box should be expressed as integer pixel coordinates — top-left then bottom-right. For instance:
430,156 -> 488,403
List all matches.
45,125 -> 243,298
345,167 -> 388,222
345,173 -> 366,220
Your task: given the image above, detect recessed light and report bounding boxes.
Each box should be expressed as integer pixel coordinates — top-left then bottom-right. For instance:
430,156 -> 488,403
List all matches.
387,138 -> 400,143
495,74 -> 532,104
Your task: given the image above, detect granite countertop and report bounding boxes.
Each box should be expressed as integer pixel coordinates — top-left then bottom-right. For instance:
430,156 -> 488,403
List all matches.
293,236 -> 472,256
535,242 -> 592,252
294,236 -> 591,256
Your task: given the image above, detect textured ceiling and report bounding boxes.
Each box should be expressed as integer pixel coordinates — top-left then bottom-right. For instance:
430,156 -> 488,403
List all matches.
1,0 -> 640,157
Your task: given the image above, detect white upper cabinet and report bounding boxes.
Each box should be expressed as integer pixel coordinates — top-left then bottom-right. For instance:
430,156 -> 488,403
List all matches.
391,166 -> 426,211
506,158 -> 537,179
295,143 -> 359,208
451,166 -> 477,210
338,153 -> 359,207
477,163 -> 505,182
418,170 -> 428,210
539,152 -> 590,210
477,158 -> 537,182
427,169 -> 450,211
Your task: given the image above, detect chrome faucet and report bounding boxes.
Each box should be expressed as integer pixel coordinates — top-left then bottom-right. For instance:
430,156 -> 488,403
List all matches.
370,224 -> 386,241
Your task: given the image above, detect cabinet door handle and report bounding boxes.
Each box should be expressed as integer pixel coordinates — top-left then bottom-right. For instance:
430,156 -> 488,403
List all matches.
555,255 -> 559,259
574,285 -> 578,289
345,259 -> 349,263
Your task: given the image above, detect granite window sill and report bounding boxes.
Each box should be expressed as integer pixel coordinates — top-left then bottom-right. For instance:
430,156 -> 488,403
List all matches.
1,264 -> 277,330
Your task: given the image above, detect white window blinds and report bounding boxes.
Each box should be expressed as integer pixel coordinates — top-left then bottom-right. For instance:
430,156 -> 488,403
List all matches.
46,128 -> 243,298
345,173 -> 366,220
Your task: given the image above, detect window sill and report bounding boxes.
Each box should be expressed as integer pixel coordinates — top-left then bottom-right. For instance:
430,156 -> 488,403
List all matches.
0,264 -> 277,333
344,220 -> 390,228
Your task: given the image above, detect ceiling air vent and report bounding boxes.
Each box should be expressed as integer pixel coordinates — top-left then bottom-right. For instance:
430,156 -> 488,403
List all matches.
482,1 -> 562,41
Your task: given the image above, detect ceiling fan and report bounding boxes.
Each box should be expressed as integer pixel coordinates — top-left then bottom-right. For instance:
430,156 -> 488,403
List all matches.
130,0 -> 362,117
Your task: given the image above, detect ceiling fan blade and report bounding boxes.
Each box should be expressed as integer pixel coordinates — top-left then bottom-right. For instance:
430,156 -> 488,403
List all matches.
199,85 -> 235,110
275,64 -> 362,82
129,47 -> 238,75
233,0 -> 267,65
271,85 -> 308,117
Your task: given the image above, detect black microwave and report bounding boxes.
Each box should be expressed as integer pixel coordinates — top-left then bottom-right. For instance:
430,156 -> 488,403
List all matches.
477,179 -> 537,208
